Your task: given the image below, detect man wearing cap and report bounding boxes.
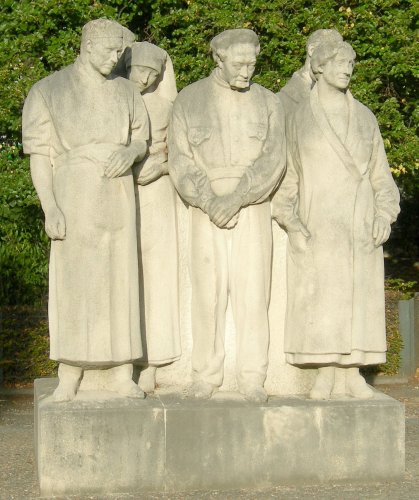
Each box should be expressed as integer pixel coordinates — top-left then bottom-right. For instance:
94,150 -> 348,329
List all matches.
278,29 -> 343,116
22,19 -> 149,401
168,29 -> 286,402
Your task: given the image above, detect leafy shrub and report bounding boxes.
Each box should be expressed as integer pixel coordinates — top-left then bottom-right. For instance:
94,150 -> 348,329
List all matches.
0,143 -> 49,305
0,306 -> 57,385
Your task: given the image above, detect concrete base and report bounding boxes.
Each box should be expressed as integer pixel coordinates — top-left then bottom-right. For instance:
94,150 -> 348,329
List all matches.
35,378 -> 405,496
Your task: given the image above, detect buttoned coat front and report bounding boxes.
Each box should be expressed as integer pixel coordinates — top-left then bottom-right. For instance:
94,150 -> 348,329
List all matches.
168,70 -> 286,388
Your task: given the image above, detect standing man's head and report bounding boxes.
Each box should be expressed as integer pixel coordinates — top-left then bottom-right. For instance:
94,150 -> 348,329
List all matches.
210,29 -> 260,90
80,19 -> 124,76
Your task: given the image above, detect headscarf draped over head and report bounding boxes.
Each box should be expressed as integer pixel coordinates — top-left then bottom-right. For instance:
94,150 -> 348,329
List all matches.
126,41 -> 167,73
125,41 -> 177,102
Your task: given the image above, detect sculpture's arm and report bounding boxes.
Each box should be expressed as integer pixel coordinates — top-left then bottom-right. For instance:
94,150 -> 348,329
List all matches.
104,87 -> 149,179
270,114 -> 308,235
22,85 -> 65,240
369,119 -> 400,246
207,96 -> 288,228
30,154 -> 66,240
168,100 -> 215,210
236,96 -> 287,206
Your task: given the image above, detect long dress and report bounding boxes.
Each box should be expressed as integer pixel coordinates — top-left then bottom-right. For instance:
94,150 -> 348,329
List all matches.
272,86 -> 400,365
22,58 -> 149,366
135,92 -> 181,364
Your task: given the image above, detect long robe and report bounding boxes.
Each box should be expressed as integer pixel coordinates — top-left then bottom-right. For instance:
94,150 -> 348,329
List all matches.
22,59 -> 149,366
272,86 -> 400,365
135,92 -> 181,365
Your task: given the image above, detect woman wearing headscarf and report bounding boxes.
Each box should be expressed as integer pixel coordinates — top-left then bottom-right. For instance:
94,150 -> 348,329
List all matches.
125,42 -> 181,392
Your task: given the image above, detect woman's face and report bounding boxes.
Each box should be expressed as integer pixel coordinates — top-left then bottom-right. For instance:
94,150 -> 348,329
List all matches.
321,48 -> 355,91
128,65 -> 159,92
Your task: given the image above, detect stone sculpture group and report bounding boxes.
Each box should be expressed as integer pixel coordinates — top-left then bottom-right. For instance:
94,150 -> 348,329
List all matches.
22,19 -> 400,403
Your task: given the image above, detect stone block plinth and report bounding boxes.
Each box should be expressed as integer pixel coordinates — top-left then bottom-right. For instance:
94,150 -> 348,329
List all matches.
35,378 -> 405,496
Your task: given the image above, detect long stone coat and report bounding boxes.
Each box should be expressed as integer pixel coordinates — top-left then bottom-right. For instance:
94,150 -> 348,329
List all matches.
22,59 -> 149,366
272,86 -> 400,365
135,92 -> 181,365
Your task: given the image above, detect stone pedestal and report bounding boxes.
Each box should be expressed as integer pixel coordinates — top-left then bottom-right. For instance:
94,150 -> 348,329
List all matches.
35,378 -> 405,497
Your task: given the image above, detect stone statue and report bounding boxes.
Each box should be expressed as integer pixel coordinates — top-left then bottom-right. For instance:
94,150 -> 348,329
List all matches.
22,19 -> 149,401
272,40 -> 400,399
168,29 -> 286,402
277,29 -> 342,116
125,42 -> 181,393
111,25 -> 137,77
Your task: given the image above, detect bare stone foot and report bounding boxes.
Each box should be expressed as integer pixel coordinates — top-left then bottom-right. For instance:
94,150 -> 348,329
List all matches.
241,386 -> 268,403
346,369 -> 374,399
108,363 -> 145,399
53,382 -> 77,402
110,379 -> 145,399
138,366 -> 157,394
53,363 -> 83,402
190,381 -> 217,399
310,367 -> 335,400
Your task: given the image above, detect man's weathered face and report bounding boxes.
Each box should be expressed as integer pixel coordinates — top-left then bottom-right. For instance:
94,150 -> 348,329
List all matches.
128,65 -> 159,92
218,43 -> 257,90
87,37 -> 123,76
321,48 -> 355,91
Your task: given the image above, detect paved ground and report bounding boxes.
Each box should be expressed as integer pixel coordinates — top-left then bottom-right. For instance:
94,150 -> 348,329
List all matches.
1,383 -> 419,500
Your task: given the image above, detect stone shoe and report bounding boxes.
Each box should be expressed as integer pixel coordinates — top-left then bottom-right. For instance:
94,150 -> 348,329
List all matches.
189,381 -> 217,399
241,385 -> 268,403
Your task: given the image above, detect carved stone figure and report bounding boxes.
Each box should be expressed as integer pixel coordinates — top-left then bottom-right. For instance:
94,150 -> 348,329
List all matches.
272,40 -> 400,399
168,29 -> 286,402
125,42 -> 181,392
278,29 -> 342,116
22,19 -> 149,401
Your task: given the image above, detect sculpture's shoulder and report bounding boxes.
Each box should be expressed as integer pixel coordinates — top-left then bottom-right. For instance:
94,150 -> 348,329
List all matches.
278,70 -> 309,102
175,77 -> 212,107
250,82 -> 278,103
352,96 -> 378,127
29,64 -> 74,97
111,75 -> 136,91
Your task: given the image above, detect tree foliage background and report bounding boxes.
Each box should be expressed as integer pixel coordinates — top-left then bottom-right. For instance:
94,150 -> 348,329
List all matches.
0,0 -> 417,305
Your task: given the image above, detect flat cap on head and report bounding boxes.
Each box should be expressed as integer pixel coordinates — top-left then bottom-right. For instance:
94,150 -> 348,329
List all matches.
81,19 -> 123,43
210,29 -> 260,54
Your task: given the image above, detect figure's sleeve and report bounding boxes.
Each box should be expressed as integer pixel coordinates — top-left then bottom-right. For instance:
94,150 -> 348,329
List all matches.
22,84 -> 52,158
369,117 -> 400,223
271,113 -> 303,229
235,93 -> 287,205
130,87 -> 150,143
168,98 -> 214,209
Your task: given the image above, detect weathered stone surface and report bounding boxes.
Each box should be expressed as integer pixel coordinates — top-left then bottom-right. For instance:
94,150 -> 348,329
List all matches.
35,378 -> 405,496
35,379 -> 165,496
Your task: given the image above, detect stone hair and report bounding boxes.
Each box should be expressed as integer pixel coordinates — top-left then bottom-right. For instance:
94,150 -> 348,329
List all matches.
210,29 -> 260,61
306,28 -> 343,52
311,40 -> 356,75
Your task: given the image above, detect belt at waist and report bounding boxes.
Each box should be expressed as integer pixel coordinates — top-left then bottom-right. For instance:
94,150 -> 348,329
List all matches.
52,143 -> 124,170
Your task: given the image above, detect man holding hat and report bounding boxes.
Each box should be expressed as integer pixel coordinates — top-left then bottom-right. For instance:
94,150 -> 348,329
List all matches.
169,29 -> 286,402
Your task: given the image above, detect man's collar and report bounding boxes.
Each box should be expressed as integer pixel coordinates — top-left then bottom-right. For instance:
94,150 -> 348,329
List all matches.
211,68 -> 252,92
